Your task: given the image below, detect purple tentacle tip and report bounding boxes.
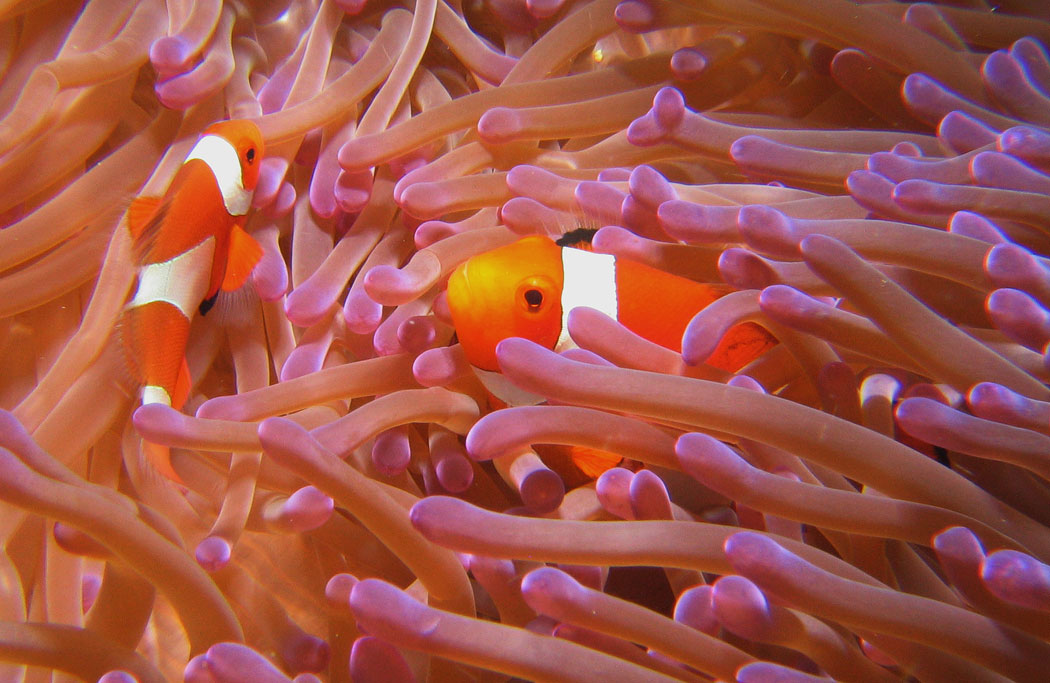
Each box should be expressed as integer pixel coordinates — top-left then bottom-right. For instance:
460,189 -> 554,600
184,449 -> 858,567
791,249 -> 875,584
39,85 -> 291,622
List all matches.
350,636 -> 417,683
982,550 -> 1050,612
195,536 -> 232,573
284,486 -> 335,532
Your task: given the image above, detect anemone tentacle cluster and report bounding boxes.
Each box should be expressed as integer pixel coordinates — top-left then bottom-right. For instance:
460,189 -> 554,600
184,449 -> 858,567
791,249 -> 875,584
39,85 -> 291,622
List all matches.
3,0 -> 1050,681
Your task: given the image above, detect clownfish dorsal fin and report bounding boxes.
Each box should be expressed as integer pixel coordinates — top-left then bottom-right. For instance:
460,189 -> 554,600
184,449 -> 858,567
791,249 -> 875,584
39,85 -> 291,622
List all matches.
128,196 -> 169,263
220,224 -> 264,292
199,292 -> 218,316
555,227 -> 597,251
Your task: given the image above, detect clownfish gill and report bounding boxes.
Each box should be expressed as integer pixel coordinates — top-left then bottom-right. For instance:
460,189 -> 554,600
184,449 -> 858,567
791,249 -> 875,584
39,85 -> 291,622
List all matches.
121,119 -> 265,480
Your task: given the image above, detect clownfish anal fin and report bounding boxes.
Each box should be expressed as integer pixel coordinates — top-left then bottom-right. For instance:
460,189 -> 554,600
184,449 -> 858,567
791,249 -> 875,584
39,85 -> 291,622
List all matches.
220,224 -> 264,292
199,292 -> 219,316
128,196 -> 169,263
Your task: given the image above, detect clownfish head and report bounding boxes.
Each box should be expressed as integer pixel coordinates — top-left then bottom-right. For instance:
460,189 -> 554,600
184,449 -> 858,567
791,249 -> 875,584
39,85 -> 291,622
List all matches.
202,120 -> 265,191
446,235 -> 565,372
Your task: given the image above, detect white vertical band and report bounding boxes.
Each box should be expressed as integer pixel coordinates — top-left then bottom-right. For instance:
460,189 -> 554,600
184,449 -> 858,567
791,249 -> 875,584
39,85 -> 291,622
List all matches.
185,135 -> 252,216
142,385 -> 172,406
556,248 -> 617,352
129,238 -> 216,319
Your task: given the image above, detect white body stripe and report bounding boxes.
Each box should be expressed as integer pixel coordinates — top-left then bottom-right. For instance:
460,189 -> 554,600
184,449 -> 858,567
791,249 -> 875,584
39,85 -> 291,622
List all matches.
473,368 -> 546,406
556,248 -> 618,352
142,385 -> 172,406
185,135 -> 252,216
129,238 -> 216,320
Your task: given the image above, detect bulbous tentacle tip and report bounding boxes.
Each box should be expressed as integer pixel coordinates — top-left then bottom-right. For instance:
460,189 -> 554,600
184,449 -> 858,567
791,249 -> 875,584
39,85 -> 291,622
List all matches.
613,0 -> 656,33
349,579 -> 442,640
258,417 -> 313,463
199,643 -> 293,683
282,486 -> 335,532
627,87 -> 685,146
939,111 -> 999,153
628,468 -> 672,520
477,107 -> 522,144
195,536 -> 232,573
520,567 -> 582,614
149,36 -> 195,75
670,47 -> 706,81
736,661 -> 835,683
736,204 -> 799,259
349,636 -> 416,683
628,164 -> 675,208
435,450 -> 474,493
335,169 -> 373,213
710,575 -> 773,640
931,525 -> 984,562
723,531 -> 788,575
652,87 -> 685,130
409,495 -> 468,540
674,584 -> 719,636
981,549 -> 1050,611
519,467 -> 565,514
324,573 -> 359,608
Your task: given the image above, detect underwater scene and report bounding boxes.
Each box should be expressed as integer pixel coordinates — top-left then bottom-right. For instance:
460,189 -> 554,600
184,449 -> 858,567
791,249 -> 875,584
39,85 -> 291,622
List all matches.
3,0 -> 1050,680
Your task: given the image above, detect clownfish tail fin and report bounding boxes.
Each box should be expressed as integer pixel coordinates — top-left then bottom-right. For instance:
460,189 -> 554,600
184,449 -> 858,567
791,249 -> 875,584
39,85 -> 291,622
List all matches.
141,439 -> 184,485
110,320 -> 141,404
114,310 -> 143,392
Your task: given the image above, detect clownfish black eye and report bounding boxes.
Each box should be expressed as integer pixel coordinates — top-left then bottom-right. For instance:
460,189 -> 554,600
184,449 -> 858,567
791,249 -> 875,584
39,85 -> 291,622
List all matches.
246,148 -> 255,164
524,288 -> 543,311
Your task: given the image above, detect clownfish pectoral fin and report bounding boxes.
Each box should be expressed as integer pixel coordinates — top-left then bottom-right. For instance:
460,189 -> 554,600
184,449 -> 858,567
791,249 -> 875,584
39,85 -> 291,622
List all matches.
220,224 -> 264,292
567,445 -> 623,479
128,196 -> 163,238
535,444 -> 624,490
707,322 -> 779,373
199,292 -> 218,316
128,196 -> 169,263
171,358 -> 191,411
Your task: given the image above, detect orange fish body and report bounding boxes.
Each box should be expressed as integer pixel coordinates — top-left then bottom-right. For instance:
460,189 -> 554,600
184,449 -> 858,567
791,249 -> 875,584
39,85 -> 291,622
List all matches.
446,233 -> 776,479
122,120 -> 264,478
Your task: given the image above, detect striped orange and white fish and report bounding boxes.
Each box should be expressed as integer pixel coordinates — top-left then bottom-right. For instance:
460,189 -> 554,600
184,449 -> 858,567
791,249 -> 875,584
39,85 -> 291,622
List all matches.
446,229 -> 776,481
122,120 -> 265,479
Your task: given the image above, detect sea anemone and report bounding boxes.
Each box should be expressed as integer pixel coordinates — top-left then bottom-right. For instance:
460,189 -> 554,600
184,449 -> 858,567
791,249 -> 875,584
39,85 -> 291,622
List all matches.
3,0 -> 1050,680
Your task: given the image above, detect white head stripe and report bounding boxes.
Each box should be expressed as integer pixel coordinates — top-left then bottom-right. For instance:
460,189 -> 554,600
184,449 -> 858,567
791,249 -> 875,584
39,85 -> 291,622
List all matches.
185,135 -> 252,216
129,238 -> 216,320
473,367 -> 546,406
142,385 -> 172,406
556,248 -> 618,352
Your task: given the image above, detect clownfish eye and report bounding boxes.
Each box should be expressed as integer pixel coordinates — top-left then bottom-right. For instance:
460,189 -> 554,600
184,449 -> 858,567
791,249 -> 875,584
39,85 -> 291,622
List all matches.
245,148 -> 255,164
523,288 -> 543,311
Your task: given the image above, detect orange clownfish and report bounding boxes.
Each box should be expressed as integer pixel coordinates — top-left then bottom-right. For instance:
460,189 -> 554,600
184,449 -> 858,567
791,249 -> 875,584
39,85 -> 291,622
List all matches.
122,120 -> 265,475
446,230 -> 776,481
